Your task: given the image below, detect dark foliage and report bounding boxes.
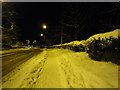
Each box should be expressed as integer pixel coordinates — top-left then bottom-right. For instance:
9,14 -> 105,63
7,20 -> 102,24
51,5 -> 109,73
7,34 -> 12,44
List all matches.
2,3 -> 19,49
86,36 -> 119,65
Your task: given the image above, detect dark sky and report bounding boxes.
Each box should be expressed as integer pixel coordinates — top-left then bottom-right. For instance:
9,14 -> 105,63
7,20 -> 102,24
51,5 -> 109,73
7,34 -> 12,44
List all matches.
10,2 -> 119,44
15,2 -> 63,41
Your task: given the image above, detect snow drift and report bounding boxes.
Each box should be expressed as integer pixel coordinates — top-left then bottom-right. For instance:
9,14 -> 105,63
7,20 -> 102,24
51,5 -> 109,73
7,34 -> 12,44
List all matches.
86,29 -> 119,43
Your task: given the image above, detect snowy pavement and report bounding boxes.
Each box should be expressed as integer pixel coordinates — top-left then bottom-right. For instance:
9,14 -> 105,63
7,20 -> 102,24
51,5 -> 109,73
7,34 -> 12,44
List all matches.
2,49 -> 118,88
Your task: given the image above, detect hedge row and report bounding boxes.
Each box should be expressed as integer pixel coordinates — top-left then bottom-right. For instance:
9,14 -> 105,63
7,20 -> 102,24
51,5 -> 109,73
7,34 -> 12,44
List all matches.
86,36 -> 119,65
46,36 -> 119,65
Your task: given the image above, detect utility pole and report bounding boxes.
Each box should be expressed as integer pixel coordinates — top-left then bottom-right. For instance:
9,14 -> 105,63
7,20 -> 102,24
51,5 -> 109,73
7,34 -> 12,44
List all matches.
61,19 -> 63,46
75,27 -> 77,40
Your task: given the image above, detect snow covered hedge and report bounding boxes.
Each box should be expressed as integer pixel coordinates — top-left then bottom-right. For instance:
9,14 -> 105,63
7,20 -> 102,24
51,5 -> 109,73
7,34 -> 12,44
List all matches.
86,36 -> 119,65
47,36 -> 119,65
46,30 -> 119,65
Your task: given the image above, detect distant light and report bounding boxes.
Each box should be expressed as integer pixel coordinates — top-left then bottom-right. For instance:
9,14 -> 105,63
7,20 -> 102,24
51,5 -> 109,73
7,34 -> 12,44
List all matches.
43,24 -> 47,29
33,40 -> 36,43
41,34 -> 43,36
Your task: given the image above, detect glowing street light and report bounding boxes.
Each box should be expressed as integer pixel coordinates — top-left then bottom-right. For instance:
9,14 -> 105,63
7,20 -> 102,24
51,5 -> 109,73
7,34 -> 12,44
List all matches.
42,24 -> 47,29
40,33 -> 44,37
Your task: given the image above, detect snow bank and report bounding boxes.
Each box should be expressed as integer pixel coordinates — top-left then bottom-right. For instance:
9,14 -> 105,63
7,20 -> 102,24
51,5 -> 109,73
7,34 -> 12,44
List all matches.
86,29 -> 119,42
62,40 -> 86,46
54,29 -> 119,47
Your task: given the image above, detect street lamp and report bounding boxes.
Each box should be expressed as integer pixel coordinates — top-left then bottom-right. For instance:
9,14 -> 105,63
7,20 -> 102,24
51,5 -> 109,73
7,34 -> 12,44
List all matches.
42,24 -> 47,41
42,24 -> 47,29
40,33 -> 44,37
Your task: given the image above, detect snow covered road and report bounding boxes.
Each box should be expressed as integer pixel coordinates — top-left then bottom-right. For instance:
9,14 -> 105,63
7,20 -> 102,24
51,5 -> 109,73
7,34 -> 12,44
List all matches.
2,49 -> 42,76
2,49 -> 118,88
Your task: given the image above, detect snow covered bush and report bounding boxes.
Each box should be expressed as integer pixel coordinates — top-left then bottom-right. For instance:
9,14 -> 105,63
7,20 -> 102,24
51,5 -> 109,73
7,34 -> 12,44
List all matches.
86,36 -> 119,65
70,44 -> 85,52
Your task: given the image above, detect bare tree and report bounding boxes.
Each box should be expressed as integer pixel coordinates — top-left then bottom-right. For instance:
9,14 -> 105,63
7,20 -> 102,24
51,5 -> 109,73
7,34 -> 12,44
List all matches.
62,3 -> 88,40
97,3 -> 120,32
2,3 -> 18,48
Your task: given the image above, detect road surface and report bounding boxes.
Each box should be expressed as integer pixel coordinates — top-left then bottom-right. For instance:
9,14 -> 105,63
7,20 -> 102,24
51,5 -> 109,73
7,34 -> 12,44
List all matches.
2,49 -> 42,76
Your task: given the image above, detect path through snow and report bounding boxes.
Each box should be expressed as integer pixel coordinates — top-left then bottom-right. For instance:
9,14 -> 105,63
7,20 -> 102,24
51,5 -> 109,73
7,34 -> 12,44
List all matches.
2,49 -> 118,88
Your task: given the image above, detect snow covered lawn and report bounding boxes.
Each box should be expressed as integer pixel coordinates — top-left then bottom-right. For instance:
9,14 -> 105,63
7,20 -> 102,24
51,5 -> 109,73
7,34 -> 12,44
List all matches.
2,49 -> 118,88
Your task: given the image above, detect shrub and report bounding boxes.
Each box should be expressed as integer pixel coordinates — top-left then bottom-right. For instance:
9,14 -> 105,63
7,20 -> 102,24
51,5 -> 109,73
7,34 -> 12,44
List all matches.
86,36 -> 119,65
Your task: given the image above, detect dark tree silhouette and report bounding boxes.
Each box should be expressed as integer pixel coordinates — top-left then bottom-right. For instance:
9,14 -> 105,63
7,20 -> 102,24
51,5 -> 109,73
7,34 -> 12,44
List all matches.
2,3 -> 18,48
97,3 -> 120,33
62,3 -> 88,41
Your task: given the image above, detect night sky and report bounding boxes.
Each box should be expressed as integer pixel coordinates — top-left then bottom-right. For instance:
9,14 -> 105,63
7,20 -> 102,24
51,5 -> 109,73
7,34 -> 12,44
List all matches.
15,3 -> 63,42
4,2 -> 120,45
